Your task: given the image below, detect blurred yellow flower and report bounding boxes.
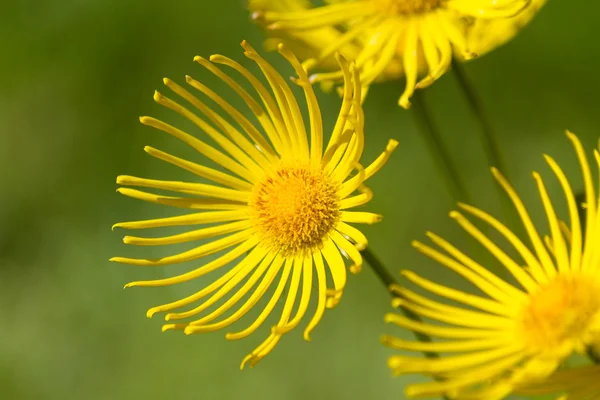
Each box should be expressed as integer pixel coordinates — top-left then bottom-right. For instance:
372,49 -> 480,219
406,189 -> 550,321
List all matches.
518,364 -> 600,400
112,41 -> 397,367
249,0 -> 546,108
382,132 -> 600,398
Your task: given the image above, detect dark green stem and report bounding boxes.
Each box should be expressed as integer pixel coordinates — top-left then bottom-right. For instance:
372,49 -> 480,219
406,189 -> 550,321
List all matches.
361,247 -> 397,290
362,248 -> 451,400
361,247 -> 438,358
451,60 -> 507,176
452,61 -> 525,247
587,347 -> 600,364
412,91 -> 471,203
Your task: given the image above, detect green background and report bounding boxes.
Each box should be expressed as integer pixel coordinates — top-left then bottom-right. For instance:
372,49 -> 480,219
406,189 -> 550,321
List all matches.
1,1 -> 598,399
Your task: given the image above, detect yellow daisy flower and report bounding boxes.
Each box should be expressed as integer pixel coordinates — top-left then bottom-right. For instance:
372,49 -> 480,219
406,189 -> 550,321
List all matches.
518,364 -> 600,400
249,0 -> 546,108
111,41 -> 397,368
382,132 -> 600,399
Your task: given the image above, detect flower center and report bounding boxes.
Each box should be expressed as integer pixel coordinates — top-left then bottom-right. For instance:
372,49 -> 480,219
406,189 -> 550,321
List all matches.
520,275 -> 600,352
374,0 -> 446,15
251,165 -> 340,255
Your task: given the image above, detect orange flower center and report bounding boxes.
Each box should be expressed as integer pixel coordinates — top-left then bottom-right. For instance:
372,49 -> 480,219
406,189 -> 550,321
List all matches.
251,166 -> 340,255
520,274 -> 600,352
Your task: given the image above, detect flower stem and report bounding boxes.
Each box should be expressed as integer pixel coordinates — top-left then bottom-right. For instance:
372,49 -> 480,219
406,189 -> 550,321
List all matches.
361,247 -> 397,290
451,61 -> 525,243
588,347 -> 600,364
361,247 -> 438,359
451,60 -> 507,177
412,91 -> 505,280
362,249 -> 452,399
411,91 -> 471,203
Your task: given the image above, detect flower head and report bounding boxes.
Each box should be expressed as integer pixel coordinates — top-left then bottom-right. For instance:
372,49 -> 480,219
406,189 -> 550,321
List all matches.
250,0 -> 546,108
382,132 -> 600,398
112,41 -> 396,367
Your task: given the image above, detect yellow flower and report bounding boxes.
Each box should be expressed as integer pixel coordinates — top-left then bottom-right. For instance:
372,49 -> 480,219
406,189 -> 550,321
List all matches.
518,364 -> 600,400
382,132 -> 600,399
249,0 -> 546,108
111,41 -> 397,368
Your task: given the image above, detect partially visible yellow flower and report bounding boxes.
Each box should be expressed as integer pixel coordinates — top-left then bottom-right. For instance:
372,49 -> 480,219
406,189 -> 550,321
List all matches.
466,0 -> 547,57
249,0 -> 546,108
518,364 -> 600,400
111,41 -> 397,368
382,132 -> 600,398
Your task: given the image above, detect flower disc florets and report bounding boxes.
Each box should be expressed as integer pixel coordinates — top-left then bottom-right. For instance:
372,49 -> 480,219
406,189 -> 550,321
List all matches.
520,274 -> 600,352
376,0 -> 446,15
251,165 -> 340,256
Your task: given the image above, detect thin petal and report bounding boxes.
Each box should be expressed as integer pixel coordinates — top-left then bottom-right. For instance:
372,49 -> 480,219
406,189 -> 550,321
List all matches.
111,229 -> 253,266
303,250 -> 327,341
112,209 -> 248,230
143,146 -> 253,191
122,220 -> 252,246
127,237 -> 259,292
182,250 -> 279,328
226,257 -> 293,341
116,188 -> 245,211
320,237 -> 346,308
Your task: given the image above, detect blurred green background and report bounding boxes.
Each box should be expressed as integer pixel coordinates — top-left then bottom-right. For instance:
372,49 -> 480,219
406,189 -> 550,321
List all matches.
2,1 -> 599,399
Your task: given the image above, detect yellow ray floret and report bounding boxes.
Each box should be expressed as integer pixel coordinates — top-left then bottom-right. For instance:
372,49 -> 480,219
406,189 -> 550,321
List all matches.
112,40 -> 397,367
517,364 -> 600,400
383,132 -> 600,399
249,0 -> 546,108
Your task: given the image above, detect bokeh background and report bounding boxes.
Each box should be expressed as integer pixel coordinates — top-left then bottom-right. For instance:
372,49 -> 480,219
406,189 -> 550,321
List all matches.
2,1 -> 599,399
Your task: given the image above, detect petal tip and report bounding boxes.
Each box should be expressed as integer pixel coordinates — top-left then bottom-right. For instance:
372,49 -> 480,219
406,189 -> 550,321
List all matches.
448,210 -> 460,219
387,139 -> 400,151
398,96 -> 411,109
